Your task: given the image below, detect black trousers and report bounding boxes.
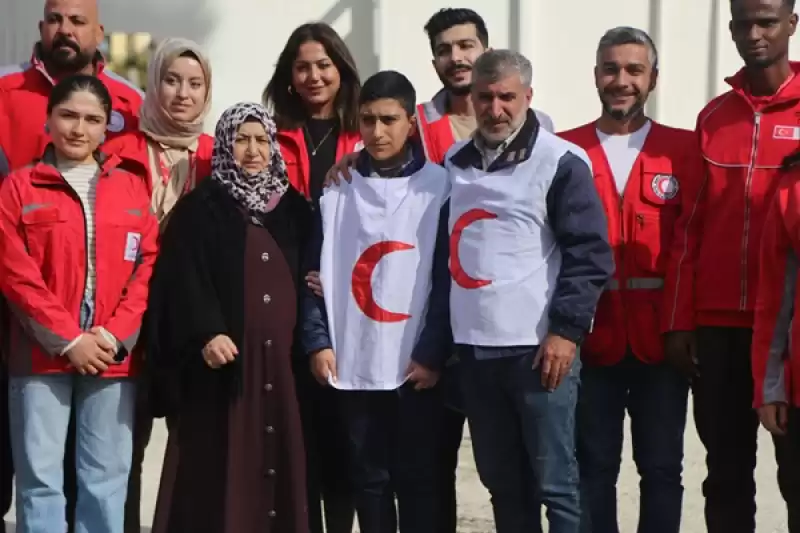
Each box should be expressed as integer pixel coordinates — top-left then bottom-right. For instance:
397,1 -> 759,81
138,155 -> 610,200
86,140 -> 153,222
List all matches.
437,407 -> 465,533
65,403 -> 77,533
1,362 -> 12,523
294,361 -> 355,533
124,389 -> 154,533
339,385 -> 443,533
777,408 -> 800,533
694,326 -> 800,533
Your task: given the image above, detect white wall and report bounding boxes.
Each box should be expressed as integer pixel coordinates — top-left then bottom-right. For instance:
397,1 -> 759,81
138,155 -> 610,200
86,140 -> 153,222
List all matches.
2,0 -> 799,133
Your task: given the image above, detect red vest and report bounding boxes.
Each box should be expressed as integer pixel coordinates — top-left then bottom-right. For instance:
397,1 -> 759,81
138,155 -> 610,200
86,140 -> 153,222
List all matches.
559,121 -> 700,366
416,91 -> 455,165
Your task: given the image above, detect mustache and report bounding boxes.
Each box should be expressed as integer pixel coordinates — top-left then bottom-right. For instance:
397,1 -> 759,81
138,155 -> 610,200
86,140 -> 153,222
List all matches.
52,36 -> 80,53
602,88 -> 640,98
445,63 -> 472,76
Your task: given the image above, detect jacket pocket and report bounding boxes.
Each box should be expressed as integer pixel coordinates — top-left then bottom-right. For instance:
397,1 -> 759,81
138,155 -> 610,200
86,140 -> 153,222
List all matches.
633,172 -> 681,274
21,206 -> 69,264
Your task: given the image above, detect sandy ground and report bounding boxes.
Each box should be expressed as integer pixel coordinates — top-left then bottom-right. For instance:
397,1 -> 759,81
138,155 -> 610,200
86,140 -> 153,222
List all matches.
4,399 -> 792,532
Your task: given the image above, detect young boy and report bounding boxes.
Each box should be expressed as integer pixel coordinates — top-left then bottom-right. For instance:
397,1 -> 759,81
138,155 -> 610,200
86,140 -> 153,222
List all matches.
301,70 -> 451,533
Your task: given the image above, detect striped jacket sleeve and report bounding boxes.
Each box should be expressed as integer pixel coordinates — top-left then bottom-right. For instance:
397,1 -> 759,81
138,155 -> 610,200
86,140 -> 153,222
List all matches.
752,186 -> 793,408
0,173 -> 83,355
662,132 -> 706,332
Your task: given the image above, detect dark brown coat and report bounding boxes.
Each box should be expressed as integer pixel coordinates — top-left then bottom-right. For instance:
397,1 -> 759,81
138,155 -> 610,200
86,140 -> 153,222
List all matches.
145,179 -> 310,533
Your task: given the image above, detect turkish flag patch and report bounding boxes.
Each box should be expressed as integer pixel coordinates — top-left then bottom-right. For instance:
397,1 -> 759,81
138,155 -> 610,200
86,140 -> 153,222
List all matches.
773,125 -> 800,140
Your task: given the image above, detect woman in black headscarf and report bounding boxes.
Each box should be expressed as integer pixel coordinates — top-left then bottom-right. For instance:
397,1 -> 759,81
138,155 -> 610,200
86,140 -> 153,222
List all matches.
146,102 -> 310,533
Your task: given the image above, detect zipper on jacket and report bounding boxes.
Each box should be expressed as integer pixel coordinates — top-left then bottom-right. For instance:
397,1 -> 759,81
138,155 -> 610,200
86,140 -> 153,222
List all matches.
58,179 -> 91,324
740,112 -> 761,310
617,195 -> 626,288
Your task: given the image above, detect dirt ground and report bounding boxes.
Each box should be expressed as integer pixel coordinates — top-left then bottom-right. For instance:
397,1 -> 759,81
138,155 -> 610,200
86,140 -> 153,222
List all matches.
4,398 -> 792,532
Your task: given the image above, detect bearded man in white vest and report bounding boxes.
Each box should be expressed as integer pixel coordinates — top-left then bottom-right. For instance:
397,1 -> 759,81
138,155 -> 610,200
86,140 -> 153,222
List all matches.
444,49 -> 614,533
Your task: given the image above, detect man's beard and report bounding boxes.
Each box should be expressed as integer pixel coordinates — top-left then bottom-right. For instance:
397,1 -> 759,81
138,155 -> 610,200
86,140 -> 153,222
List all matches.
743,55 -> 778,69
43,37 -> 94,73
437,63 -> 473,96
600,91 -> 647,121
446,82 -> 471,96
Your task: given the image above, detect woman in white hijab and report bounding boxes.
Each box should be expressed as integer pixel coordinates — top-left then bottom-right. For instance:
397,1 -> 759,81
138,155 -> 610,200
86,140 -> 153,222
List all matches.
101,37 -> 214,533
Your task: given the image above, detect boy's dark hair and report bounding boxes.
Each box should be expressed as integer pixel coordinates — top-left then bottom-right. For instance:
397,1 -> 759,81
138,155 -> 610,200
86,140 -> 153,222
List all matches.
423,8 -> 489,54
358,70 -> 416,116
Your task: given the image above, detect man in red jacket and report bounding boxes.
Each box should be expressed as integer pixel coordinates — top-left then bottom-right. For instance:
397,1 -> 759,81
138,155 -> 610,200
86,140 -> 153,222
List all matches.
664,0 -> 800,531
0,0 -> 143,529
0,0 -> 142,177
752,152 -> 800,533
560,27 -> 701,533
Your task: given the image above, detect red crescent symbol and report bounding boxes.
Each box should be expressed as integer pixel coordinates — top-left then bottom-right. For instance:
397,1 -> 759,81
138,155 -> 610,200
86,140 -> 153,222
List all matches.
449,208 -> 497,289
351,240 -> 415,322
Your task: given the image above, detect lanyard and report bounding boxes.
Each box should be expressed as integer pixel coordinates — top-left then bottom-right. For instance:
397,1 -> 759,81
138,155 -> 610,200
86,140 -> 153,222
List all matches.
158,151 -> 197,194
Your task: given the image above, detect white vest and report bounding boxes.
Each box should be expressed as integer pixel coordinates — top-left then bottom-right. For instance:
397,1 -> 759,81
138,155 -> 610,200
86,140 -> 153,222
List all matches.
319,162 -> 450,390
446,131 -> 577,346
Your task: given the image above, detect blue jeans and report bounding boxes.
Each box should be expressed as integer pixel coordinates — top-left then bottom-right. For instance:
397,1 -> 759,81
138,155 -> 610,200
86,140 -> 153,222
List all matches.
459,346 -> 581,533
577,354 -> 688,533
8,374 -> 135,533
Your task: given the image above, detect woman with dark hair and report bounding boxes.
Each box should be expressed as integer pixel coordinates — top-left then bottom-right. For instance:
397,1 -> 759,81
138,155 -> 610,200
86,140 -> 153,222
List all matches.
263,21 -> 361,533
146,102 -> 311,533
0,74 -> 158,533
263,22 -> 361,203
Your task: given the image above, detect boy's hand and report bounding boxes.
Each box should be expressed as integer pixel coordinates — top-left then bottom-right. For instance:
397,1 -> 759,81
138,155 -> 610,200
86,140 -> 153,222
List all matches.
311,348 -> 337,386
406,361 -> 439,390
305,271 -> 323,297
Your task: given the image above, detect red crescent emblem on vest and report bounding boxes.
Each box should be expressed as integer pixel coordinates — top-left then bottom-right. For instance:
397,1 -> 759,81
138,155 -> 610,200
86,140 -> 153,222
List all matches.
351,241 -> 415,322
449,208 -> 497,289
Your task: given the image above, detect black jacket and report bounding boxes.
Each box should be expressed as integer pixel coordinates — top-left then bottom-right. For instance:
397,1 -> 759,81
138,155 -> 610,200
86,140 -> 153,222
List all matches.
144,179 -> 309,416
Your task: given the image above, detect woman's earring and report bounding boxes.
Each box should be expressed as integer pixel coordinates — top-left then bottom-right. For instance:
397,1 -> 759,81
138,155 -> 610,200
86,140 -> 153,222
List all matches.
287,85 -> 294,95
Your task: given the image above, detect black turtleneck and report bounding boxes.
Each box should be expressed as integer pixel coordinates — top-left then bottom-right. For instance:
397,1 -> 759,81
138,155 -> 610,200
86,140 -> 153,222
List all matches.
304,117 -> 340,204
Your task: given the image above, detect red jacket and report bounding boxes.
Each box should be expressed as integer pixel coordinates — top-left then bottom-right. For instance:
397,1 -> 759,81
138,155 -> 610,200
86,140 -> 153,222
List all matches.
0,148 -> 158,377
752,170 -> 800,408
559,121 -> 704,365
677,63 -> 800,329
101,131 -> 214,197
416,89 -> 556,164
277,127 -> 362,200
0,45 -> 143,177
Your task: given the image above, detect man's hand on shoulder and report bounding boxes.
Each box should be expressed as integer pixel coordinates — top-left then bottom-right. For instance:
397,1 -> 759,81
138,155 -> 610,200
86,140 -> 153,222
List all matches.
324,152 -> 358,187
